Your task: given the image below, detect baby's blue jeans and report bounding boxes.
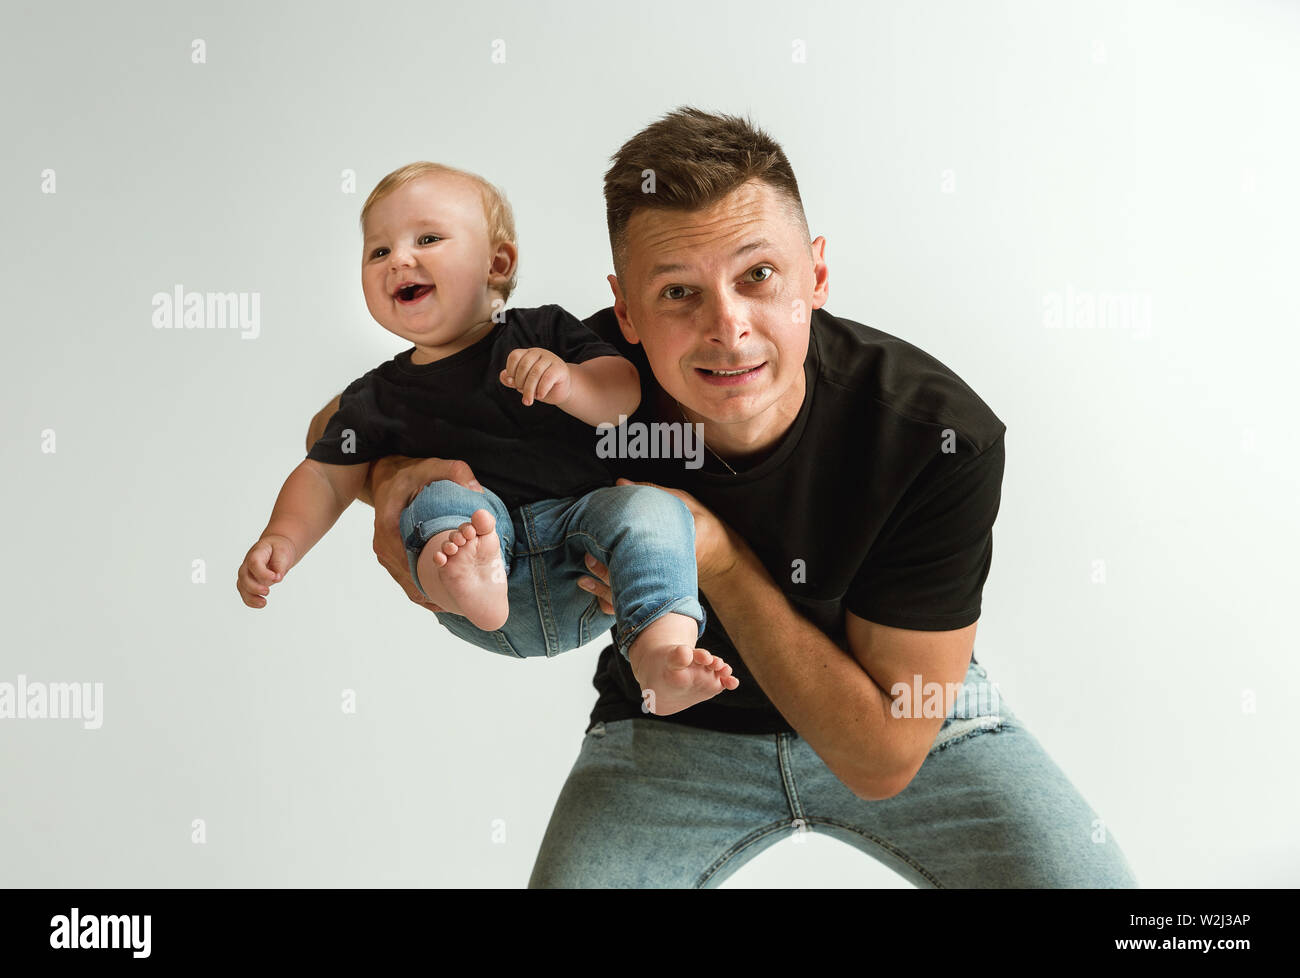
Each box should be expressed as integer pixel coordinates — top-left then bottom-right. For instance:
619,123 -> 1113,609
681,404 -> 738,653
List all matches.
399,480 -> 706,661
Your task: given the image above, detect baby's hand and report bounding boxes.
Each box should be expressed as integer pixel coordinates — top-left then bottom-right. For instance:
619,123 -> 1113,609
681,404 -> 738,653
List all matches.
500,348 -> 572,406
237,534 -> 297,609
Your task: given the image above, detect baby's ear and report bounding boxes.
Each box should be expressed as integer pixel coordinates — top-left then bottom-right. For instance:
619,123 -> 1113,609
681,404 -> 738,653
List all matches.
488,240 -> 518,291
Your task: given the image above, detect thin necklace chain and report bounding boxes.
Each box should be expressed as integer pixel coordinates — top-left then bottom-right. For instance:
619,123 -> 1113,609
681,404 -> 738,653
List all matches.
675,399 -> 739,476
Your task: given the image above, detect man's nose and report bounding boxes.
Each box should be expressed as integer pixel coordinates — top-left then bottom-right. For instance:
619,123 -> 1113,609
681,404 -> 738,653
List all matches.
706,292 -> 751,347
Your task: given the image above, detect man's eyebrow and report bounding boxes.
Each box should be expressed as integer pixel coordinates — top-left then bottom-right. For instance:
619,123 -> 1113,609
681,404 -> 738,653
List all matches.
647,239 -> 773,280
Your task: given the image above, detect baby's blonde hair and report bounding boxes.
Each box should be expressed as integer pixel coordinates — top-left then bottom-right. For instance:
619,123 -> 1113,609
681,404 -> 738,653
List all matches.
360,161 -> 518,303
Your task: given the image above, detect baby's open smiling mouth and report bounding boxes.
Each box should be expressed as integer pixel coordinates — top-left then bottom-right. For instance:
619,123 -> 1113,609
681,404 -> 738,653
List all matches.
395,284 -> 434,303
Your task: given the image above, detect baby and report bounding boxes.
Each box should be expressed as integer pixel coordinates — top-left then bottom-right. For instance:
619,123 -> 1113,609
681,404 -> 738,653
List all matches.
236,161 -> 739,715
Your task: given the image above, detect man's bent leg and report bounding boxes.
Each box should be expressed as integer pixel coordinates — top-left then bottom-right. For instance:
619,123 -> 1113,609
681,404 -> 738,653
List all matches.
528,719 -> 794,888
788,659 -> 1140,888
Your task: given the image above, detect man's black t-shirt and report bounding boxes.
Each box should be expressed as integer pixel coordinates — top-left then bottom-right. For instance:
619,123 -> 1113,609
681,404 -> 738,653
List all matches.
307,304 -> 621,511
582,305 -> 1007,735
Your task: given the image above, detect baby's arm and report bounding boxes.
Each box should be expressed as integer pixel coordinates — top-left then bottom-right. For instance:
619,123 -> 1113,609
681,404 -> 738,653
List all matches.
236,459 -> 369,608
565,356 -> 642,426
500,349 -> 640,427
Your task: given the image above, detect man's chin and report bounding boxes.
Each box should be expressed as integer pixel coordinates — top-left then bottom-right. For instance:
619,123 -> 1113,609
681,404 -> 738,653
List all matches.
678,390 -> 769,426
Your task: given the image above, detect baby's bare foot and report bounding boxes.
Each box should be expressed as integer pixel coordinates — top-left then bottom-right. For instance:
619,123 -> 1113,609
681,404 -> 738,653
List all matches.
630,643 -> 739,716
422,509 -> 508,630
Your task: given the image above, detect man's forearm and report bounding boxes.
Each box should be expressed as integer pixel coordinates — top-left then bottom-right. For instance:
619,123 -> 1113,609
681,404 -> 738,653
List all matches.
702,549 -> 903,799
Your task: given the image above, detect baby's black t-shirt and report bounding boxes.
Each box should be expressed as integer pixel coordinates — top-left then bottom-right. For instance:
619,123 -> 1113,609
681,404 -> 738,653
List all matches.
581,304 -> 1008,735
306,304 -> 622,511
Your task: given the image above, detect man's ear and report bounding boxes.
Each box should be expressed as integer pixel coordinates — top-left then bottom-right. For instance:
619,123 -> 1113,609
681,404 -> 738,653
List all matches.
809,235 -> 830,310
488,240 -> 519,294
607,273 -> 640,345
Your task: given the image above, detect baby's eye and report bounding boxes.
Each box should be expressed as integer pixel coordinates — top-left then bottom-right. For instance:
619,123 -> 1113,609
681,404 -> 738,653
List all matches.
418,234 -> 441,245
370,247 -> 388,260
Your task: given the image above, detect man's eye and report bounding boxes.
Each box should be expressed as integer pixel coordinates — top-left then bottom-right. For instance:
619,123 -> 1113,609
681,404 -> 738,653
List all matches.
662,285 -> 692,300
419,234 -> 441,245
748,265 -> 774,283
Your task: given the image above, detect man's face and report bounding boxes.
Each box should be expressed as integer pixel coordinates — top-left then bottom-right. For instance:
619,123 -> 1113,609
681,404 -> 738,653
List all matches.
361,173 -> 509,355
609,179 -> 828,441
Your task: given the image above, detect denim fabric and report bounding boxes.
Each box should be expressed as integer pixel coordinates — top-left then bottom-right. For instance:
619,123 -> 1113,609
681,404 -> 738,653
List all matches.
399,480 -> 706,661
527,659 -> 1140,888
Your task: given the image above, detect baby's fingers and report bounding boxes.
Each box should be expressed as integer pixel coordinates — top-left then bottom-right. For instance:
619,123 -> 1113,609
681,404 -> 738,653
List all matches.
236,566 -> 269,607
519,357 -> 552,405
503,347 -> 532,377
535,365 -> 566,403
244,542 -> 276,585
265,546 -> 290,581
240,590 -> 267,609
504,348 -> 539,389
522,364 -> 553,403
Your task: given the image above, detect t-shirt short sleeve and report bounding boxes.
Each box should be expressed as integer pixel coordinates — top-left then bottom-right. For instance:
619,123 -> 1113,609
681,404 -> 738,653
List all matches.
844,432 -> 1005,630
522,305 -> 623,364
305,371 -> 390,465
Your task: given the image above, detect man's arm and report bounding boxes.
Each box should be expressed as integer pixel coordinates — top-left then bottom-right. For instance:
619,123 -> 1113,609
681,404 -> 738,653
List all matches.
699,542 -> 975,800
702,432 -> 1002,798
585,478 -> 981,800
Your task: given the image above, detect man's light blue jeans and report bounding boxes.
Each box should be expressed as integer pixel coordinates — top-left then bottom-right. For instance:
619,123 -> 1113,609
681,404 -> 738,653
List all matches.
527,659 -> 1140,888
399,480 -> 706,660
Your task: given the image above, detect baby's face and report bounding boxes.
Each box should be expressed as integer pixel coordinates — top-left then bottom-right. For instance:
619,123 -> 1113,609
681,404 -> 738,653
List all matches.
361,172 -> 501,354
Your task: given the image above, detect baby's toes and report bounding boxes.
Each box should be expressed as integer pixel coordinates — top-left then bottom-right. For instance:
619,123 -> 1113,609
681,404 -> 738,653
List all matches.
667,645 -> 695,668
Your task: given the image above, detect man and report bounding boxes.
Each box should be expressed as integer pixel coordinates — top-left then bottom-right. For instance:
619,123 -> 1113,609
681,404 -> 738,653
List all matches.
308,108 -> 1138,889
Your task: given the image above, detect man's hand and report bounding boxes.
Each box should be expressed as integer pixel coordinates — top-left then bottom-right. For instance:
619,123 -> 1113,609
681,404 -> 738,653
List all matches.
369,455 -> 484,613
577,477 -> 748,611
499,348 -> 572,406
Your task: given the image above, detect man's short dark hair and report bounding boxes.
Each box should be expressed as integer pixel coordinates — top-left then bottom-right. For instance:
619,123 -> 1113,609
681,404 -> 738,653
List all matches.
604,107 -> 811,279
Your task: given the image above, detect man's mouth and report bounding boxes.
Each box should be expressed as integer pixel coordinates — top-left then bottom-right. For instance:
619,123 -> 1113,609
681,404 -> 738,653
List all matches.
394,283 -> 434,303
695,363 -> 765,383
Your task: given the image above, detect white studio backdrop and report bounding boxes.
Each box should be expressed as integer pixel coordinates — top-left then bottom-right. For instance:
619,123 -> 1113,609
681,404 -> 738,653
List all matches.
1,0 -> 1297,888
